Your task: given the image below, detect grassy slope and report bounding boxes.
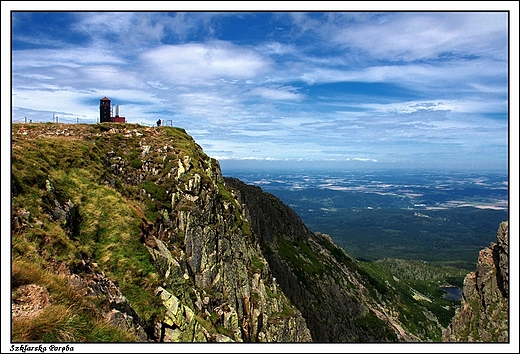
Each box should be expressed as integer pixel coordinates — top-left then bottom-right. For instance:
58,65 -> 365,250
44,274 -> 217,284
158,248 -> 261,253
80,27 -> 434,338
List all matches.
11,123 -> 198,341
357,258 -> 467,341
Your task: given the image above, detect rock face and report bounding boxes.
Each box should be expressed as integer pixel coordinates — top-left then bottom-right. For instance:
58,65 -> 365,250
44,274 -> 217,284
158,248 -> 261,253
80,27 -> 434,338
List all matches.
131,140 -> 312,342
68,261 -> 151,341
443,222 -> 508,342
224,177 -> 417,342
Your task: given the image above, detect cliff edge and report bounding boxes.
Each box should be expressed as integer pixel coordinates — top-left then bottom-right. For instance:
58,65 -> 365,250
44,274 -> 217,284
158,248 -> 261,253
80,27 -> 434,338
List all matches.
443,221 -> 509,342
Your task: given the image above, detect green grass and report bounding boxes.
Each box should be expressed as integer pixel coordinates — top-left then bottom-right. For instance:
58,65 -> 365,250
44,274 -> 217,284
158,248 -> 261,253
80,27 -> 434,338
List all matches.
250,254 -> 265,274
50,168 -> 163,325
218,182 -> 253,237
218,182 -> 233,201
277,238 -> 326,278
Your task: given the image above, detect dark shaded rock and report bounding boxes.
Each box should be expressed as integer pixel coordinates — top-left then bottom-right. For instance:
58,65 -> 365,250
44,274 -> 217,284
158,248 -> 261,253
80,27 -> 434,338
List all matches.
42,179 -> 82,237
224,177 -> 414,342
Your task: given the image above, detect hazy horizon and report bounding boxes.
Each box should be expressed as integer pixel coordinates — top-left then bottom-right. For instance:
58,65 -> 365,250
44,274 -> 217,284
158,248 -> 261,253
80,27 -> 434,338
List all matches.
218,158 -> 510,175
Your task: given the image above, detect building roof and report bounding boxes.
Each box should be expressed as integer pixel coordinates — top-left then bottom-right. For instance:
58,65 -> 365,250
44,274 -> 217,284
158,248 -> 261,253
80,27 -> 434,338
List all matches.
100,97 -> 111,101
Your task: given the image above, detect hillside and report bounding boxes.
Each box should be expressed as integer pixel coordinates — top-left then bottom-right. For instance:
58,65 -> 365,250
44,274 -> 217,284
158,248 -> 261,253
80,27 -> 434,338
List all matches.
11,123 -> 310,342
10,123 -> 506,343
224,177 -> 470,341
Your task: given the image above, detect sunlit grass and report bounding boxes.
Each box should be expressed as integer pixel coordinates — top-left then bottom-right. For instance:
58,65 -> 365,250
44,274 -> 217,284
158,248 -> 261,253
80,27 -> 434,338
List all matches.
48,168 -> 163,325
12,257 -> 138,342
11,127 -> 169,340
13,303 -> 139,342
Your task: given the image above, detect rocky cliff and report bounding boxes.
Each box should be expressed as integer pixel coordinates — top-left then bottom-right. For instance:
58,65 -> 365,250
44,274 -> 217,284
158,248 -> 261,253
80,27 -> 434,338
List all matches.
224,177 -> 417,342
11,123 -> 310,342
10,123 -> 507,343
443,222 -> 509,342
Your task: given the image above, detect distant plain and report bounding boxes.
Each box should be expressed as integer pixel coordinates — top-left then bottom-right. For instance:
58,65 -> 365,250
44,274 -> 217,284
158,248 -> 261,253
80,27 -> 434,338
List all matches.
225,169 -> 508,269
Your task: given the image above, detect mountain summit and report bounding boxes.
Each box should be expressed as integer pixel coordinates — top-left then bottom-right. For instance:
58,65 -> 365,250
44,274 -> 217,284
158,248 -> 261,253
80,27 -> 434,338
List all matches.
10,123 -> 507,343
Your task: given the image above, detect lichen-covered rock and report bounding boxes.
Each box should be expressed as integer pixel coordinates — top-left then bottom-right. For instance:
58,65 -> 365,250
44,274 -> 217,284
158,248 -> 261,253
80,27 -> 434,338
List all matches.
443,221 -> 508,342
495,222 -> 508,298
127,132 -> 312,342
155,287 -> 208,342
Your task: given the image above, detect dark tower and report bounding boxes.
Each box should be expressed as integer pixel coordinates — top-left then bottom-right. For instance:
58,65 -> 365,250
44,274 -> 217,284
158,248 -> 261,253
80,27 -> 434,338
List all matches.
100,97 -> 111,123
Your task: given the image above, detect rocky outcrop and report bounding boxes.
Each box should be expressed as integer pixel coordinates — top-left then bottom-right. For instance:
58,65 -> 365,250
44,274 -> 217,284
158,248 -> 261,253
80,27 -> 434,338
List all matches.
443,221 -> 508,342
68,260 -> 151,341
42,179 -> 82,237
136,159 -> 312,342
224,177 -> 417,342
97,125 -> 312,342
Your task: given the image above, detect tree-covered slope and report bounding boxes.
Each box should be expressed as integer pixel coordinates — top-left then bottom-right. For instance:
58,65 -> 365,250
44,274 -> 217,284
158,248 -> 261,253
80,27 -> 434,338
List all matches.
225,177 -> 472,342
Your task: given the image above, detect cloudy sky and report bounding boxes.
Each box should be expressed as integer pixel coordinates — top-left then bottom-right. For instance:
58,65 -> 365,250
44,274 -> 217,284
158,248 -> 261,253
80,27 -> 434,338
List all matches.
6,5 -> 516,172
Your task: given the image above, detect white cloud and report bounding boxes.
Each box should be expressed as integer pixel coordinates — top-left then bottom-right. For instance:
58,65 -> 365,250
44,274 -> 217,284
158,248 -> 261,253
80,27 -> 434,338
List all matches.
214,156 -> 283,161
18,74 -> 54,80
72,12 -> 166,49
361,100 -> 458,114
76,66 -> 143,89
298,57 -> 506,94
141,41 -> 271,85
257,41 -> 298,56
13,47 -> 126,69
174,91 -> 246,119
327,12 -> 508,62
352,158 -> 378,162
146,81 -> 170,90
12,88 -> 92,116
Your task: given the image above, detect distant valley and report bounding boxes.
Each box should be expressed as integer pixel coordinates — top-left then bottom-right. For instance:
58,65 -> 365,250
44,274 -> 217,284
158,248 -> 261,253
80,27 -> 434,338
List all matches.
224,170 -> 508,269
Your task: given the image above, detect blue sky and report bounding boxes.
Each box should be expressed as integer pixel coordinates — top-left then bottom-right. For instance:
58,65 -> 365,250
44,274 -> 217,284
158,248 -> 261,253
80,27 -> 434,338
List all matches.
5,4 -> 518,172
2,5 -> 520,353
